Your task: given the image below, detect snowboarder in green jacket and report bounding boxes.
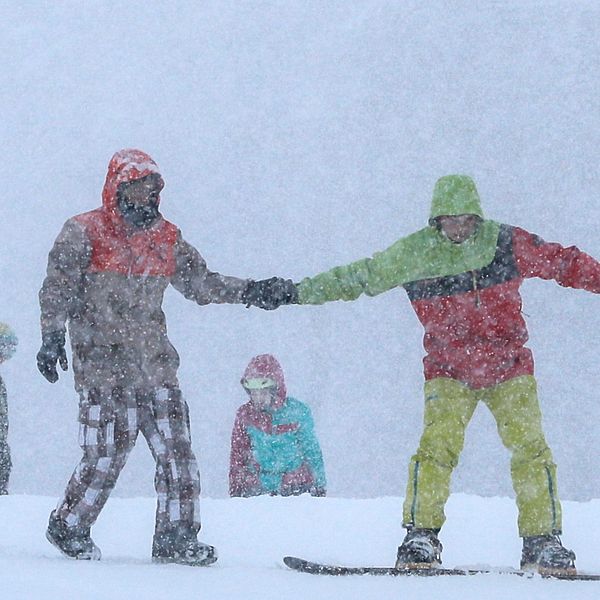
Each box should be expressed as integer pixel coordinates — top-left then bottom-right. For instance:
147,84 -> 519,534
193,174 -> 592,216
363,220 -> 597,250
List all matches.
265,174 -> 600,575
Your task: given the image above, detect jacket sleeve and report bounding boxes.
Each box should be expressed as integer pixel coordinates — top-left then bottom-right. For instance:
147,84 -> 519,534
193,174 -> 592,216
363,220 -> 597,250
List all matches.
170,234 -> 249,305
229,410 -> 261,497
39,219 -> 91,336
296,403 -> 327,490
296,237 -> 409,305
513,227 -> 600,293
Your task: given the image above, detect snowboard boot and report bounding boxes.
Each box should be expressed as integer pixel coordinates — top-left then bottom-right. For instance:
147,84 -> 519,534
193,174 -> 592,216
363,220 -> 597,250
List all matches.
152,525 -> 217,567
520,534 -> 576,576
46,511 -> 101,560
395,527 -> 442,569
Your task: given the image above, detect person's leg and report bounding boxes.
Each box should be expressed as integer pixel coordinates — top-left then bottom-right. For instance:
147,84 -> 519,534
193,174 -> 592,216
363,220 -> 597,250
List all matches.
484,375 -> 575,573
0,446 -> 9,495
139,387 -> 215,566
402,378 -> 479,530
0,378 -> 11,494
139,387 -> 201,535
54,387 -> 136,530
484,376 -> 561,536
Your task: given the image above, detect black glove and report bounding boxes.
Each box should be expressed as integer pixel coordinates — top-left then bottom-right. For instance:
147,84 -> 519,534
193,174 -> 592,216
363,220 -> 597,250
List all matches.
36,331 -> 68,383
242,277 -> 299,310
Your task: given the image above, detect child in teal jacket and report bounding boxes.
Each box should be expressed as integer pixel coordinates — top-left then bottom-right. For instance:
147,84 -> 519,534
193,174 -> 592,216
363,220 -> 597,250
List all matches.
229,354 -> 326,497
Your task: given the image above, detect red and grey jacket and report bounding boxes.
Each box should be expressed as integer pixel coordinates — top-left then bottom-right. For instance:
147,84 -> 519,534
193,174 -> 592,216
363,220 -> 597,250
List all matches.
39,149 -> 249,391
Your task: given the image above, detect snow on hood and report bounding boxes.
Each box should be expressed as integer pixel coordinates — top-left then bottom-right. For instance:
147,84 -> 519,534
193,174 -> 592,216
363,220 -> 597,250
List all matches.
101,148 -> 163,215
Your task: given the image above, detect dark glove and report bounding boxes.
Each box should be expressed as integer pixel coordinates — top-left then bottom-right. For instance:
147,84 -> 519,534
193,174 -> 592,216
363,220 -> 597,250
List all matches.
36,331 -> 68,383
310,486 -> 326,497
242,277 -> 299,310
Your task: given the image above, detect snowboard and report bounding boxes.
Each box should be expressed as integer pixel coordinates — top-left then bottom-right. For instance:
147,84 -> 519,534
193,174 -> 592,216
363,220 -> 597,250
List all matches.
283,556 -> 600,580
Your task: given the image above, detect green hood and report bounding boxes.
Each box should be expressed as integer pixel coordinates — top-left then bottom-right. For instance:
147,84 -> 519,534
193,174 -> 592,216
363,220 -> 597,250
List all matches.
429,175 -> 484,222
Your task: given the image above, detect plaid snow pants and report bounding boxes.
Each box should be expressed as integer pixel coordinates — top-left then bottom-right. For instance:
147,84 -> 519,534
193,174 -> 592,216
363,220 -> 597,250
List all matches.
55,386 -> 201,534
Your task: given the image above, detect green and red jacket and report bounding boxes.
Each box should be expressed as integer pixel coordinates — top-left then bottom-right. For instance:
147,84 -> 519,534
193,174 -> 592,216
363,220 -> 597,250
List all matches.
297,175 -> 600,389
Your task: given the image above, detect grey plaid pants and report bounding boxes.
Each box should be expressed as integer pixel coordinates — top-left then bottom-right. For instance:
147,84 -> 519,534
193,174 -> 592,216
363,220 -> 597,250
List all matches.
55,386 -> 201,534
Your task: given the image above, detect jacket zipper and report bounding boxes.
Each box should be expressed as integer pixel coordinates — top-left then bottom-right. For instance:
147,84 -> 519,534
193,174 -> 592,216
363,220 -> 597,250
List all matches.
127,242 -> 134,279
471,271 -> 481,307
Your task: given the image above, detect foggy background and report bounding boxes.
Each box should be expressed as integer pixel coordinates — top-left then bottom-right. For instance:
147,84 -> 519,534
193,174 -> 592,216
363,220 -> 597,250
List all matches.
1,1 -> 600,502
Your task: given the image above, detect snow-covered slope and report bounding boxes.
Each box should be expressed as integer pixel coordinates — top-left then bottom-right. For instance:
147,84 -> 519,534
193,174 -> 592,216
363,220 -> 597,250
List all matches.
1,493 -> 599,600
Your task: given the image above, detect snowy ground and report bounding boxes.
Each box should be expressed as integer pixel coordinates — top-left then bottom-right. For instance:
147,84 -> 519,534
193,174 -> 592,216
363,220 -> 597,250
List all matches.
1,493 -> 599,600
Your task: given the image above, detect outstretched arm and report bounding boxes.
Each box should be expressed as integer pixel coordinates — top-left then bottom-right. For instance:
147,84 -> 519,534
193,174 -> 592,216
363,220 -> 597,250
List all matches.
513,227 -> 600,293
170,233 -> 296,309
170,234 -> 248,305
296,237 -> 410,305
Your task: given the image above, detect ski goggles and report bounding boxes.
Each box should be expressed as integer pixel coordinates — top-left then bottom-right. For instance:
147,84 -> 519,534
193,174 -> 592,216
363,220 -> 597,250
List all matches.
241,377 -> 277,390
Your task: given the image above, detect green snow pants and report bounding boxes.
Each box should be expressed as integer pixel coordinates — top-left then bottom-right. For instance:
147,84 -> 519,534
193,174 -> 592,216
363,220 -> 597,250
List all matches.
402,375 -> 562,537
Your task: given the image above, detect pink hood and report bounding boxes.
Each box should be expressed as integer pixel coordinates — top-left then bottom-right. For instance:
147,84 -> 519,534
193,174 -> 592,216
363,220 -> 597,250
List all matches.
242,354 -> 287,409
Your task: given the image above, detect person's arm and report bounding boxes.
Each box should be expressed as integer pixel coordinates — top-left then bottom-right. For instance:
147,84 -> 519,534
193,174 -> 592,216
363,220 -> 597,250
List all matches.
229,410 -> 261,497
513,226 -> 600,292
296,403 -> 327,494
39,219 -> 91,336
170,233 -> 249,305
296,236 -> 411,305
37,220 -> 91,382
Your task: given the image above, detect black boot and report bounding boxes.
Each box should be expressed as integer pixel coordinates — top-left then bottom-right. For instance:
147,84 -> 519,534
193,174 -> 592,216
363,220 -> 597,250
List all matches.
46,511 -> 101,560
152,525 -> 217,567
395,527 -> 442,569
521,534 -> 576,575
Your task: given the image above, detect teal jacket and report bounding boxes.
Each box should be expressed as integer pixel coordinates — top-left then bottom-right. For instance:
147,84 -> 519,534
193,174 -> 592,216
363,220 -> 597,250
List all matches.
230,396 -> 326,496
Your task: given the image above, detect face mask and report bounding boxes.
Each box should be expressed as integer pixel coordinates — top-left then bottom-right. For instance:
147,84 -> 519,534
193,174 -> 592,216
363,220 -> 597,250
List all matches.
116,194 -> 160,228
